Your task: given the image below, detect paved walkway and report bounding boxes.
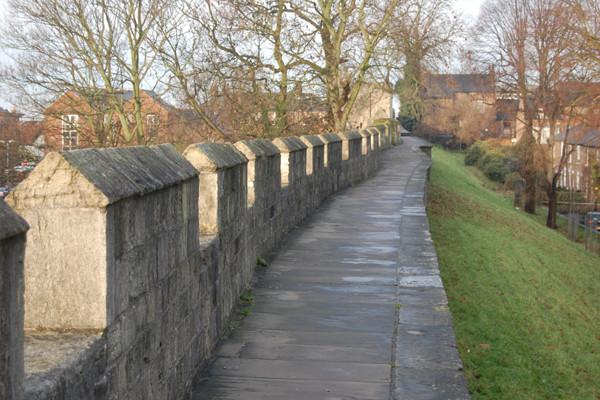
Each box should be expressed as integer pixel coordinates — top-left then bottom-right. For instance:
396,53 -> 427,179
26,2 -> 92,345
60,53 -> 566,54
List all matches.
191,137 -> 470,400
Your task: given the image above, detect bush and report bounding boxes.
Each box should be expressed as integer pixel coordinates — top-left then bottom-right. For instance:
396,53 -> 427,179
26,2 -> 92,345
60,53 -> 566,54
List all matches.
476,150 -> 494,169
464,141 -> 488,165
484,157 -> 509,182
556,189 -> 588,214
464,140 -> 525,184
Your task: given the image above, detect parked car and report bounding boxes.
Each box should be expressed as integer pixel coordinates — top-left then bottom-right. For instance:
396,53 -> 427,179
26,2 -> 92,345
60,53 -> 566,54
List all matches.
0,186 -> 10,200
585,211 -> 600,231
13,162 -> 36,173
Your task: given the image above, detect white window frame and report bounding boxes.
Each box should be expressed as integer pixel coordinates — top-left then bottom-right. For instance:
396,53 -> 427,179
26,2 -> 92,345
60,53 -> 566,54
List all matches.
541,126 -> 550,144
62,114 -> 79,151
147,114 -> 160,136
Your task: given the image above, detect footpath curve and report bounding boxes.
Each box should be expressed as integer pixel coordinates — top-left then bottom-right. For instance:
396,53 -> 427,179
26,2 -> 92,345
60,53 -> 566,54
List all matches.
191,136 -> 470,400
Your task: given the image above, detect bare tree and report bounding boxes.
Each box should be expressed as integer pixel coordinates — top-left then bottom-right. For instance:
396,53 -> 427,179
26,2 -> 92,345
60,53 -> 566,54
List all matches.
160,0 -> 328,140
157,2 -> 228,140
529,0 -> 581,228
569,0 -> 600,77
0,0 -> 179,146
391,0 -> 464,132
475,0 -> 539,214
201,0 -> 306,138
165,0 -> 402,137
420,94 -> 496,147
476,0 -> 589,226
286,0 -> 401,132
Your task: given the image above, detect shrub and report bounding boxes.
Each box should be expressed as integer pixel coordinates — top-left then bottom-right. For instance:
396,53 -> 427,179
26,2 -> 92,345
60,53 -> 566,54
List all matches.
484,157 -> 509,182
464,141 -> 488,166
465,140 -> 524,184
556,189 -> 588,214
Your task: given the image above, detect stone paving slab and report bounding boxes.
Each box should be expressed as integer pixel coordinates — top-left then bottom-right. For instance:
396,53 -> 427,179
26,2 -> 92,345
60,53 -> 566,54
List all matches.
252,288 -> 396,303
394,367 -> 470,400
239,312 -> 395,334
220,329 -> 393,349
192,377 -> 390,400
190,137 -> 470,399
209,358 -> 391,382
217,339 -> 392,363
254,280 -> 398,295
251,296 -> 395,317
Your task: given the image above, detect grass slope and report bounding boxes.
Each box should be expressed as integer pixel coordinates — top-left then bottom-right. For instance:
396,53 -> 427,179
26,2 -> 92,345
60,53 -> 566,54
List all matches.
427,147 -> 600,399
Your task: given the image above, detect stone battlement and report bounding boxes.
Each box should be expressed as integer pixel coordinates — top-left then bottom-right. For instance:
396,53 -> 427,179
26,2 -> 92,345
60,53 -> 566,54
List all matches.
1,122 -> 399,399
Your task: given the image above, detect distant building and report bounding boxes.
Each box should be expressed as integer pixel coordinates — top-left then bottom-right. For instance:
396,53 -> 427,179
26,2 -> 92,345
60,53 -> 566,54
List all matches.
494,97 -> 520,142
43,90 -> 203,153
1,107 -> 43,185
554,125 -> 600,196
420,72 -> 497,146
513,82 -> 600,145
1,107 -> 24,173
0,106 -> 23,141
346,83 -> 396,130
423,73 -> 496,101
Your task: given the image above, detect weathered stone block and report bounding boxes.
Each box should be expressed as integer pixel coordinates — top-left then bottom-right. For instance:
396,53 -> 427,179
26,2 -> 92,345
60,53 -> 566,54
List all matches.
7,145 -> 197,331
299,135 -> 324,175
184,143 -> 247,235
272,137 -> 307,185
0,201 -> 28,400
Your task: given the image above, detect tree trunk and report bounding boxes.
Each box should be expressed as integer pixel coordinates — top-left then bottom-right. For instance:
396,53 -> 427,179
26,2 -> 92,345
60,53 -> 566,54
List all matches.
546,173 -> 559,229
522,130 -> 537,214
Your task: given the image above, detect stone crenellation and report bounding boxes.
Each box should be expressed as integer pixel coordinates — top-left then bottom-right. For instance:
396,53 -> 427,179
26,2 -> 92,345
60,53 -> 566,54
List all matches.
1,121 -> 399,399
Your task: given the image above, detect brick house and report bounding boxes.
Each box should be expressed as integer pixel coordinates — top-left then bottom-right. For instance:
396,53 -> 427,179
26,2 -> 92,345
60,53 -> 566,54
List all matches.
0,106 -> 23,143
1,107 -> 24,174
420,73 -> 497,145
43,90 -> 202,153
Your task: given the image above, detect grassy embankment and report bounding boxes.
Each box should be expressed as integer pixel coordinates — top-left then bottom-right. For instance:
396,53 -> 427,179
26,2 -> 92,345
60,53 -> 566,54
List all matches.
427,147 -> 600,399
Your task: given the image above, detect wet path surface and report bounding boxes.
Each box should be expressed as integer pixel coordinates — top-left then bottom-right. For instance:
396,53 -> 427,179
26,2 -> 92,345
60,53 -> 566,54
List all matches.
190,137 -> 470,400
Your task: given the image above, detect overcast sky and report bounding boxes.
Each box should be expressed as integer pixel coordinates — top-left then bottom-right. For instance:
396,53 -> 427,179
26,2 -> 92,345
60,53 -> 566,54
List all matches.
455,0 -> 484,19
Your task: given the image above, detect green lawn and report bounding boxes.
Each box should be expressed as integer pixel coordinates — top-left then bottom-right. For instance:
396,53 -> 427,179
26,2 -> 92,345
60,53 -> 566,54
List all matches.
427,147 -> 600,399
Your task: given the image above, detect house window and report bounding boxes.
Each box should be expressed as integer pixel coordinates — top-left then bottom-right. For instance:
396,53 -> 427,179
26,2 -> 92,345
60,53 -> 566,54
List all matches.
569,145 -> 574,164
147,114 -> 160,136
541,126 -> 550,144
62,114 -> 78,150
503,121 -> 512,138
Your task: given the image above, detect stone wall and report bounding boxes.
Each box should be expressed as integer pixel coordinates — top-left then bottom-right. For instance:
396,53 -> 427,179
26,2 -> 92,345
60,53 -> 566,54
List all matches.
234,139 -> 281,260
0,201 -> 28,400
373,118 -> 401,147
3,126 -> 389,399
